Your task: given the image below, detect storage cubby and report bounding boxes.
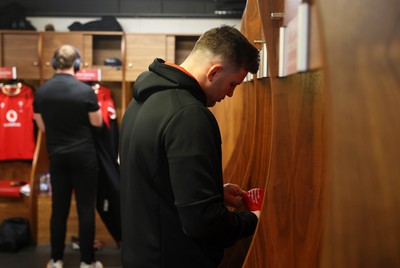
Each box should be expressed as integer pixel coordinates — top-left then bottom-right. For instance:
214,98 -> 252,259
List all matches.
174,35 -> 199,64
92,35 -> 123,66
0,31 -> 41,80
91,33 -> 123,81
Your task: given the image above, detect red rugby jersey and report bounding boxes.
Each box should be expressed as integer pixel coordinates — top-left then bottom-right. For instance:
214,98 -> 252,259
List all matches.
0,83 -> 35,160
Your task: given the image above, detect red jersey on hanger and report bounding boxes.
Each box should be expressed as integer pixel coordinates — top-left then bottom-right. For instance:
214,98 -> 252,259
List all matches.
0,83 -> 35,160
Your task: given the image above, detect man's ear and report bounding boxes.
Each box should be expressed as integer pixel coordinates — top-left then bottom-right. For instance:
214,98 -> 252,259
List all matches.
206,64 -> 222,82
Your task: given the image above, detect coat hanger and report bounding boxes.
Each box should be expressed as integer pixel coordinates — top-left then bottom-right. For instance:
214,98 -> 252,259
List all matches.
89,82 -> 100,94
0,81 -> 22,96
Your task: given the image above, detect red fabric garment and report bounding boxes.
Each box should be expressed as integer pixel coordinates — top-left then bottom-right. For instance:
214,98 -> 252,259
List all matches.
243,188 -> 265,211
0,83 -> 35,160
94,84 -> 116,128
0,180 -> 27,198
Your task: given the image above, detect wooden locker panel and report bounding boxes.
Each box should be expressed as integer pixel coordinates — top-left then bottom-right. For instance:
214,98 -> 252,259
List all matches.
1,31 -> 41,80
0,35 -> 2,65
125,34 -> 167,81
241,0 -> 326,267
216,0 -> 274,266
42,32 -> 85,80
318,0 -> 400,266
213,0 -> 326,267
165,35 -> 176,63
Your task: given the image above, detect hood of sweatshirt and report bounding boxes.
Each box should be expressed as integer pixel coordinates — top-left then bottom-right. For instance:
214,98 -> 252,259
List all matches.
132,58 -> 207,106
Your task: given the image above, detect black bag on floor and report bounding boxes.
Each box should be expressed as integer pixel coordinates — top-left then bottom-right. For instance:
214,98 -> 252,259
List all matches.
0,217 -> 32,252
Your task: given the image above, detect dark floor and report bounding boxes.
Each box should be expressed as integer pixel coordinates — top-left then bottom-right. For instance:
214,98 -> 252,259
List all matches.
0,244 -> 122,268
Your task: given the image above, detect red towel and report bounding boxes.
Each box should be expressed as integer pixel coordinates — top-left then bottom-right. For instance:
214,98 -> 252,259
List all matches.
0,180 -> 27,198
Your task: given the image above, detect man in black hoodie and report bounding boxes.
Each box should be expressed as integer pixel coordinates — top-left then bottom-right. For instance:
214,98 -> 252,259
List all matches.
119,25 -> 260,267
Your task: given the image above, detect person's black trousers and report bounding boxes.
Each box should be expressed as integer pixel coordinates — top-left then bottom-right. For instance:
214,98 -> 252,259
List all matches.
49,151 -> 98,264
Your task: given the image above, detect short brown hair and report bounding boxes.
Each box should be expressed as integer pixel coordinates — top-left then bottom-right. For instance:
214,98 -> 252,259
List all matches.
52,45 -> 80,70
193,25 -> 259,74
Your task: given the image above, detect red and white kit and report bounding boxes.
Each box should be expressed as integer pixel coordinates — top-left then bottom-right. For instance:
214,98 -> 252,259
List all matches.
0,82 -> 35,160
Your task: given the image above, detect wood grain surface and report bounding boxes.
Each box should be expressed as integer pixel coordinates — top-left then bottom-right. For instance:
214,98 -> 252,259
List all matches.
318,0 -> 400,266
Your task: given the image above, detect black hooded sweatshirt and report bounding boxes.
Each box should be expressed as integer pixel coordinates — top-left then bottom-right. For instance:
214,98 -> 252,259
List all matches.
120,58 -> 258,268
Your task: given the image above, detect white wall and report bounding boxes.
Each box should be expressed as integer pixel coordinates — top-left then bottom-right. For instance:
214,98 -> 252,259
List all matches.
27,17 -> 242,34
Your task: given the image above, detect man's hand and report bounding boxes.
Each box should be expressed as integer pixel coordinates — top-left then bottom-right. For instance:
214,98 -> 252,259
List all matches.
223,183 -> 246,208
